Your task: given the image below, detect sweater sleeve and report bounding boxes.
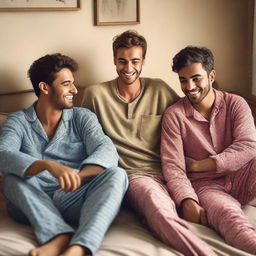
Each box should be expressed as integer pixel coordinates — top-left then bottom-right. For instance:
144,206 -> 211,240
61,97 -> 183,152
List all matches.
210,97 -> 256,173
161,109 -> 199,206
81,86 -> 98,113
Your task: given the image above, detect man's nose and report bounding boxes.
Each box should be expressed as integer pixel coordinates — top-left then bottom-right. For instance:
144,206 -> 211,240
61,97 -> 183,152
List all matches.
124,62 -> 133,73
71,83 -> 78,94
186,80 -> 196,91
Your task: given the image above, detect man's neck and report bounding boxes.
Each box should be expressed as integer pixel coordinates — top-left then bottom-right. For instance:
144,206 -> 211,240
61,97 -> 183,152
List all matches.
35,100 -> 62,139
117,78 -> 141,103
193,90 -> 215,121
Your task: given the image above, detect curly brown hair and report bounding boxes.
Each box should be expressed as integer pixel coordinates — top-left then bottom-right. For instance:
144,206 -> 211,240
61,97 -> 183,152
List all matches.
27,53 -> 78,97
112,30 -> 147,59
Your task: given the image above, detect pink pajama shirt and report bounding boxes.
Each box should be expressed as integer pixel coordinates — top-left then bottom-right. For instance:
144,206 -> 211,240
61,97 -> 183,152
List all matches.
161,89 -> 256,254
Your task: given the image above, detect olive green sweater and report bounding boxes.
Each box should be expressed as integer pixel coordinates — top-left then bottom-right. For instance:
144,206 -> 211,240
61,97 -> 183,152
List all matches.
82,78 -> 179,178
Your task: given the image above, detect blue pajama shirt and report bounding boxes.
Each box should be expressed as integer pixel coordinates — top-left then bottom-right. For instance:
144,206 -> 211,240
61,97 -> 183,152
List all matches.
0,104 -> 128,254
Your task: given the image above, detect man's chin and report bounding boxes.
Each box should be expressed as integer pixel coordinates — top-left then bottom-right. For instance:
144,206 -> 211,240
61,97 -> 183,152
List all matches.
187,95 -> 201,104
62,104 -> 74,110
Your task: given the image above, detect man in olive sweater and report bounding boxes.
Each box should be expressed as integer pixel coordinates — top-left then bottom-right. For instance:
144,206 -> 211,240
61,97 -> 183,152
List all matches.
82,30 -> 216,256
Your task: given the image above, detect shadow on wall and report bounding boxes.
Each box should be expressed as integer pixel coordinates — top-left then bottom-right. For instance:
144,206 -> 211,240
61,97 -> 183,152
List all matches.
73,45 -> 115,90
0,70 -> 26,94
0,92 -> 36,113
0,70 -> 37,113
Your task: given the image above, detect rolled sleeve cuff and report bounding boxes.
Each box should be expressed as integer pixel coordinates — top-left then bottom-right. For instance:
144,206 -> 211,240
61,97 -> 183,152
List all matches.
0,152 -> 38,178
209,154 -> 224,173
166,181 -> 199,207
176,193 -> 199,207
79,155 -> 118,170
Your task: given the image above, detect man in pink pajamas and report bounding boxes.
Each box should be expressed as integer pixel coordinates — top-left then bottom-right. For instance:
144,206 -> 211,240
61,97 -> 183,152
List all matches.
161,45 -> 256,254
82,31 -> 216,255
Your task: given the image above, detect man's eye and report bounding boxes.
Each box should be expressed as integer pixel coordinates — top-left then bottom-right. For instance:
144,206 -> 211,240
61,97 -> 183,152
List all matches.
193,77 -> 202,82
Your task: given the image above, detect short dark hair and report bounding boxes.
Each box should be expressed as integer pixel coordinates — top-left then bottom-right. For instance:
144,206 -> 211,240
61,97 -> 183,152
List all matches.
112,30 -> 147,59
172,46 -> 214,74
28,53 -> 78,97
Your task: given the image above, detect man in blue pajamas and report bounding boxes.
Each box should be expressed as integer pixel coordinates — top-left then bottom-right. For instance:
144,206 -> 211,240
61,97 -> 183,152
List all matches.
0,53 -> 128,256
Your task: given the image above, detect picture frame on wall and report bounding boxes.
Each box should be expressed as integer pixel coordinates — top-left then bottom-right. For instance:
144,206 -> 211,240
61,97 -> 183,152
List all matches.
0,0 -> 81,11
95,0 -> 140,26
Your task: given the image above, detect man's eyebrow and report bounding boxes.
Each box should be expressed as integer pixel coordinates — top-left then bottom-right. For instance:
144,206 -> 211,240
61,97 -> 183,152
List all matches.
191,74 -> 202,78
61,80 -> 72,85
179,74 -> 202,79
117,57 -> 141,61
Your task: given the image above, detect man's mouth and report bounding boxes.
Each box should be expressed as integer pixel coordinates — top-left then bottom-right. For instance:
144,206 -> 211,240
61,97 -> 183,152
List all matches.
187,89 -> 200,96
65,95 -> 73,100
122,72 -> 136,77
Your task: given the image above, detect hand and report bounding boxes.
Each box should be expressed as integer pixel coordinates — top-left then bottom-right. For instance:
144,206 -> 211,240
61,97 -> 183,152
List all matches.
181,199 -> 208,226
46,161 -> 81,193
185,157 -> 196,172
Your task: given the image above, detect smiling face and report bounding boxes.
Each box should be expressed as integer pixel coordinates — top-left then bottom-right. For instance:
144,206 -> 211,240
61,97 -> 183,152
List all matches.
47,68 -> 78,110
178,63 -> 215,106
114,46 -> 144,86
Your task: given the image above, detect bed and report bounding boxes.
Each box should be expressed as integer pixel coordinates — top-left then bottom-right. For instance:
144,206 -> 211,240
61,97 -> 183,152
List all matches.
0,90 -> 255,256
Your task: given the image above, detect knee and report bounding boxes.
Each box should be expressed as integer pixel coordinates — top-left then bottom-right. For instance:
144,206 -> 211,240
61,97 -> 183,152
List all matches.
104,167 -> 128,190
3,174 -> 36,196
3,174 -> 23,200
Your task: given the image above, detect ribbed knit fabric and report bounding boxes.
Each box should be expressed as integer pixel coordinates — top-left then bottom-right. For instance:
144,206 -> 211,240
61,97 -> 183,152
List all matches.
82,78 -> 179,178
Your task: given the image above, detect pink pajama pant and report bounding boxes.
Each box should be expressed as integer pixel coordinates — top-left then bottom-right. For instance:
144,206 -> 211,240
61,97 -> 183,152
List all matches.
127,175 -> 217,256
192,158 -> 256,254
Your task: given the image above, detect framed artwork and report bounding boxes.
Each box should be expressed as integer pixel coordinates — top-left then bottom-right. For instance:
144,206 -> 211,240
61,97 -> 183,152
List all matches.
0,0 -> 81,11
95,0 -> 140,26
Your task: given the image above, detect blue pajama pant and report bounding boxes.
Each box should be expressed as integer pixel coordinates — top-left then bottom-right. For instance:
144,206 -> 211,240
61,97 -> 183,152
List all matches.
3,167 -> 128,255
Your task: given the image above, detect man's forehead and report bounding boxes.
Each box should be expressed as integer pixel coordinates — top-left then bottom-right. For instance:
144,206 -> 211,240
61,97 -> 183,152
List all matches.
178,63 -> 207,76
116,46 -> 142,55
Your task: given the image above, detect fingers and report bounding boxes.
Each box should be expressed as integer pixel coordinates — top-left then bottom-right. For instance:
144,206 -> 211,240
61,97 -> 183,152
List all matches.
59,172 -> 81,193
59,176 -> 65,190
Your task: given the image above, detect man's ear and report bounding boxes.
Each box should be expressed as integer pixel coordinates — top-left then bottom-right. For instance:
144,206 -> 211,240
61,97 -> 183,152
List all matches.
209,70 -> 216,83
38,82 -> 49,95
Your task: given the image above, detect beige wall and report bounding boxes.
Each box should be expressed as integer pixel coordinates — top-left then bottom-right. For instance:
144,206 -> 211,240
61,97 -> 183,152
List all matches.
0,0 -> 251,110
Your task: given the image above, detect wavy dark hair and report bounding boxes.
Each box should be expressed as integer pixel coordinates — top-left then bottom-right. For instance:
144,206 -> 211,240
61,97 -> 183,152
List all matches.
172,46 -> 214,74
28,53 -> 78,97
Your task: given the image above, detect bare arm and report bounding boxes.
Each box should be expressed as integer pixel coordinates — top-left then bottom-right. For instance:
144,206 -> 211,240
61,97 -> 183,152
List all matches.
78,165 -> 104,184
26,160 -> 81,193
186,157 -> 216,173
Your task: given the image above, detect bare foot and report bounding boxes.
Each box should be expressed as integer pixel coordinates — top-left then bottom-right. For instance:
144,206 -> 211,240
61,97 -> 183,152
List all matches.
60,245 -> 89,256
29,234 -> 72,256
